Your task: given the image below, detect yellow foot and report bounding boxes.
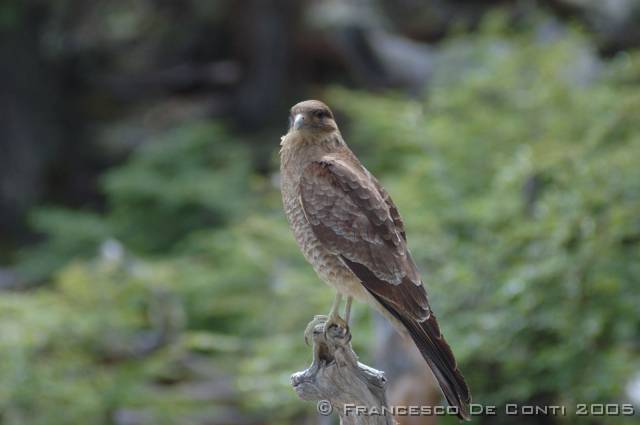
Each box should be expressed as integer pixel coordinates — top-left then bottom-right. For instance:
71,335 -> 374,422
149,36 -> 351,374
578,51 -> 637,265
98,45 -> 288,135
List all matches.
323,313 -> 348,340
303,313 -> 349,345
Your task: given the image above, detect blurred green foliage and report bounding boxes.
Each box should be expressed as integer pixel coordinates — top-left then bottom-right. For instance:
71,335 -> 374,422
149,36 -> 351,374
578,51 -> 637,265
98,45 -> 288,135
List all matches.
5,16 -> 640,425
18,123 -> 253,279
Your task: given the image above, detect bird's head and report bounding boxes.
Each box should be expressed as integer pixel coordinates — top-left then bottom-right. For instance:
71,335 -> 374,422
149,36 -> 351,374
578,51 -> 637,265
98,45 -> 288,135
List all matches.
288,100 -> 338,136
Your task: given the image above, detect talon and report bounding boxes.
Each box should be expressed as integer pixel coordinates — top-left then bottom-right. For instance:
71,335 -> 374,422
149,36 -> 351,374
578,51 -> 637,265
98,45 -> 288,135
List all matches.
323,314 -> 348,339
304,293 -> 350,344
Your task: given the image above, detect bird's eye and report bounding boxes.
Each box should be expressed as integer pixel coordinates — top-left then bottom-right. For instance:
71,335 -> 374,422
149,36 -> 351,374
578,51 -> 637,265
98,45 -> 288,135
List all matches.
314,110 -> 326,119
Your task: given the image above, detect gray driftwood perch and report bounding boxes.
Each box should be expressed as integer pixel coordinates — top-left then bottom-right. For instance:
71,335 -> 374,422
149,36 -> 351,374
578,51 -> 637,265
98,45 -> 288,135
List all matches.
291,321 -> 395,425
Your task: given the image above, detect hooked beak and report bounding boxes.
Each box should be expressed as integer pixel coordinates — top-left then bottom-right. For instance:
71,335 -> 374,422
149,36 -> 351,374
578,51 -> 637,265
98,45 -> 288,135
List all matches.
293,113 -> 305,130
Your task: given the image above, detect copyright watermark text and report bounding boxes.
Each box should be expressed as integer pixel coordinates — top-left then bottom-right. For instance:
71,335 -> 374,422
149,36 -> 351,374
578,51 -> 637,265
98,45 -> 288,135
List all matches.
315,402 -> 636,417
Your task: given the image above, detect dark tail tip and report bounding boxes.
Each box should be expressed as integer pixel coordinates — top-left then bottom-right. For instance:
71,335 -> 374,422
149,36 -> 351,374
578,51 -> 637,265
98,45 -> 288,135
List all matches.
365,291 -> 472,420
400,313 -> 472,421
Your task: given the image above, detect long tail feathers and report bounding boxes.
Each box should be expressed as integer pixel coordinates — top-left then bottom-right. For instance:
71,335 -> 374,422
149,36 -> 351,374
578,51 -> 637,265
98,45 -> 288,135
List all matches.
380,300 -> 471,420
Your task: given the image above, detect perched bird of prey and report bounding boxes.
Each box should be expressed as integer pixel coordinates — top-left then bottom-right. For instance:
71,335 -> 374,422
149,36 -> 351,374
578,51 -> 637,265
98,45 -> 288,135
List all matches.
280,100 -> 471,420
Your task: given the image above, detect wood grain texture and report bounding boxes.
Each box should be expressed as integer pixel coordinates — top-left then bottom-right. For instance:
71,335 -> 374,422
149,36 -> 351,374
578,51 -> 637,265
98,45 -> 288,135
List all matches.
291,322 -> 395,425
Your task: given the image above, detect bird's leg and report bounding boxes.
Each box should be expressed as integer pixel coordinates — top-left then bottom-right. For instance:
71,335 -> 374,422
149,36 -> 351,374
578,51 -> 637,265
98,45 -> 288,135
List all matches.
344,296 -> 353,325
323,293 -> 348,337
303,293 -> 348,345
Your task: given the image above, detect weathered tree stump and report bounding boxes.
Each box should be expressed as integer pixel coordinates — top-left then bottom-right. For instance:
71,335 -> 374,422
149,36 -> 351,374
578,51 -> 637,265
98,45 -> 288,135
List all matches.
291,321 -> 395,425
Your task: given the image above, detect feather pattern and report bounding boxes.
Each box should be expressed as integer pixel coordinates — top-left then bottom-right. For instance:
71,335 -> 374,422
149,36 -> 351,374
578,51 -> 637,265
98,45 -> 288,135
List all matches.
299,156 -> 471,420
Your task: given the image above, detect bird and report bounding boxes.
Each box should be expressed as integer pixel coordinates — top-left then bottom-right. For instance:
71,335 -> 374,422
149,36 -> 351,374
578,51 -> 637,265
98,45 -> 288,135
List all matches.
279,99 -> 471,420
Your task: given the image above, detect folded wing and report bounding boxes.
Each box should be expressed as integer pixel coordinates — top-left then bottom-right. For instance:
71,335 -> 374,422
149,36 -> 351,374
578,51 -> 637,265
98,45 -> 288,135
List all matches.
299,157 -> 471,420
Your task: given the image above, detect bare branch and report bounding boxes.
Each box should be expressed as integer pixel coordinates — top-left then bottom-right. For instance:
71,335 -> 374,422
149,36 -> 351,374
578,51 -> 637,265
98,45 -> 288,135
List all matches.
291,323 -> 395,425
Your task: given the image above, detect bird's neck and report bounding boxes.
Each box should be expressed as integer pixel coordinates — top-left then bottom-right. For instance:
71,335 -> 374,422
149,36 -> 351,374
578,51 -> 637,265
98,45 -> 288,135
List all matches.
279,131 -> 348,183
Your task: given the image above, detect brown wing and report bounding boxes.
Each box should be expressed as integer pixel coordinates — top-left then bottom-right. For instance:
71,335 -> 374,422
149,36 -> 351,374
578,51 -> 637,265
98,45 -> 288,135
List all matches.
299,157 -> 471,420
370,172 -> 407,242
299,157 -> 429,320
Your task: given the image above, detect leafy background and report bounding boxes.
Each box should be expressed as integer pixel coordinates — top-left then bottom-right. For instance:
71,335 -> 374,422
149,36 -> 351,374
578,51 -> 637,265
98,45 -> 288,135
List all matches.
1,1 -> 639,425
